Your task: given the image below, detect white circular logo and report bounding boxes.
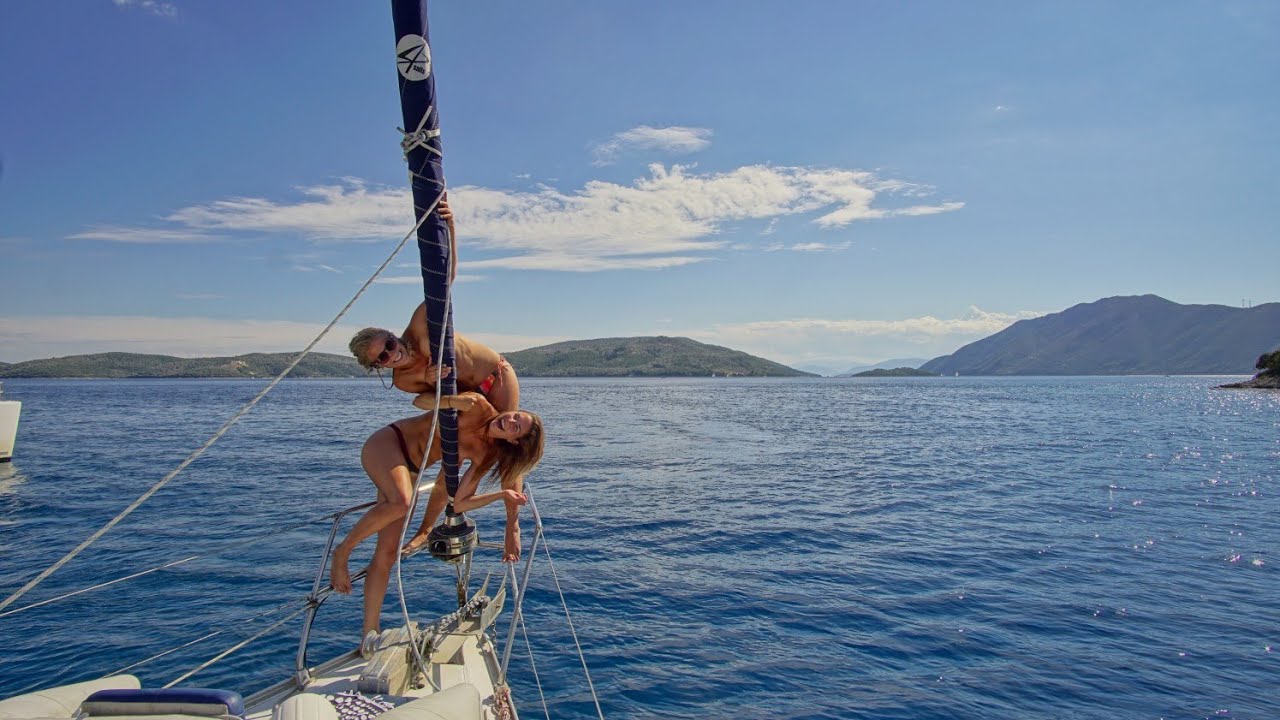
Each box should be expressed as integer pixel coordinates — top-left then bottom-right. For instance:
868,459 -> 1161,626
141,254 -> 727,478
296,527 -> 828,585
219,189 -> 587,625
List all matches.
396,34 -> 431,81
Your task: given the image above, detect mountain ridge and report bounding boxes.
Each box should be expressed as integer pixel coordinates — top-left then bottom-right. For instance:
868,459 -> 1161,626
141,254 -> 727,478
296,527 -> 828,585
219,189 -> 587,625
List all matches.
922,295 -> 1280,375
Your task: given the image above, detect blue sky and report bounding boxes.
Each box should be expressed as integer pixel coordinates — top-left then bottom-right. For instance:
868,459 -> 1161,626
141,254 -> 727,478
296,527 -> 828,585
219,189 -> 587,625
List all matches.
2,1 -> 1277,373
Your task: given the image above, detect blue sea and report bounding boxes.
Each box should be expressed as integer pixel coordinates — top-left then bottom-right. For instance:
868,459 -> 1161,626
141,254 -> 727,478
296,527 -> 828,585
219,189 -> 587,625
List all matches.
1,377 -> 1276,719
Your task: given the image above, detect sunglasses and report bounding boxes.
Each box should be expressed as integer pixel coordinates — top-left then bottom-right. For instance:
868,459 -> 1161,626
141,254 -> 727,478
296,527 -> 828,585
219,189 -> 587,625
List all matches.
373,336 -> 399,367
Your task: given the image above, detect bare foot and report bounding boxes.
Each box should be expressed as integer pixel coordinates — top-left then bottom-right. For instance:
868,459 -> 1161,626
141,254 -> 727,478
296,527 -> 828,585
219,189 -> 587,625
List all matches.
401,531 -> 429,558
330,548 -> 352,594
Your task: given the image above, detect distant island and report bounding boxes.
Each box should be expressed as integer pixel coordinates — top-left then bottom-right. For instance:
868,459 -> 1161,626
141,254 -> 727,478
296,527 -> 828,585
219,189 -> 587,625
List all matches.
1219,349 -> 1280,389
0,352 -> 364,379
0,337 -> 813,379
921,295 -> 1280,376
850,367 -> 937,377
504,336 -> 814,377
835,358 -> 929,377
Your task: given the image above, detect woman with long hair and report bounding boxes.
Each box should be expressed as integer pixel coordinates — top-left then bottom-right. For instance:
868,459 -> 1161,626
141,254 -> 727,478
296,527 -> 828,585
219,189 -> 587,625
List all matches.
328,391 -> 544,649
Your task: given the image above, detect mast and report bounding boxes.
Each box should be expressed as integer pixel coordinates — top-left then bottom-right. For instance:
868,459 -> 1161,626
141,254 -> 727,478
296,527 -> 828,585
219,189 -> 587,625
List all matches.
389,2 -> 461,505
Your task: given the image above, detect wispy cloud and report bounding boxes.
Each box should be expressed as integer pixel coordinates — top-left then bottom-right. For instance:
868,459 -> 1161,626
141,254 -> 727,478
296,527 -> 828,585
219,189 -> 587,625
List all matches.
165,179 -> 409,241
766,241 -> 852,253
290,263 -> 342,273
175,293 -> 224,301
68,227 -> 219,243
113,0 -> 177,17
0,315 -> 357,362
715,307 -> 1043,338
376,273 -> 485,284
70,164 -> 962,270
592,125 -> 712,165
0,315 -> 561,363
678,306 -> 1046,369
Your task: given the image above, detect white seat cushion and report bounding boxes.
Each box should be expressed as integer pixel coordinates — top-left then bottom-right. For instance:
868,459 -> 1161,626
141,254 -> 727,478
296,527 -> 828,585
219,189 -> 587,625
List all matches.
0,676 -> 141,720
375,686 -> 481,720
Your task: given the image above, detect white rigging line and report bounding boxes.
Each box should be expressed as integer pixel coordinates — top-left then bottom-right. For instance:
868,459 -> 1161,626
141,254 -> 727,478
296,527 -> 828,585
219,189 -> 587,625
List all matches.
540,531 -> 606,720
0,204 -> 436,615
0,511 -> 349,619
520,609 -> 551,720
107,597 -> 307,677
165,604 -> 312,687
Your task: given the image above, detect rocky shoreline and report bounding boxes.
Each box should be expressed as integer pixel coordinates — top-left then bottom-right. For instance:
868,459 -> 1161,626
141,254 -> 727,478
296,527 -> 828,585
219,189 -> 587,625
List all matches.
1219,373 -> 1280,389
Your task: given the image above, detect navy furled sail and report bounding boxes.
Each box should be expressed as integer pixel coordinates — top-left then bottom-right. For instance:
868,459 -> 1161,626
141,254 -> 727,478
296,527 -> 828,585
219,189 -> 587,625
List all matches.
389,0 -> 460,500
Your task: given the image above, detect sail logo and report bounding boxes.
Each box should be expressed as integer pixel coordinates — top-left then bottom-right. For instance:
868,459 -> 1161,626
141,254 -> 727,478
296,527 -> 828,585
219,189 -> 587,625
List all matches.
396,34 -> 431,81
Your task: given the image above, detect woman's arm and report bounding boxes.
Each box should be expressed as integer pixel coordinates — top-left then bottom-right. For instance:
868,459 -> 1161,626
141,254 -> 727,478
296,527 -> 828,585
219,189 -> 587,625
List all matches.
439,194 -> 458,284
501,476 -> 523,562
452,458 -> 525,513
413,390 -> 484,413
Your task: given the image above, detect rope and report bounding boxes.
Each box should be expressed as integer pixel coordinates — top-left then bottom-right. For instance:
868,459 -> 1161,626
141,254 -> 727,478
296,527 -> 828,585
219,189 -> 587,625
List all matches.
0,201 -> 437,614
390,174 -> 449,686
541,535 -> 606,720
106,597 -> 306,676
521,610 -> 551,720
0,512 -> 344,619
164,604 -> 311,687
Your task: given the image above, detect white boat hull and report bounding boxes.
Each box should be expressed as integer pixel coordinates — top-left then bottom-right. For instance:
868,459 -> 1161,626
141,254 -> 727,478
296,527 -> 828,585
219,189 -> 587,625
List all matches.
0,400 -> 21,462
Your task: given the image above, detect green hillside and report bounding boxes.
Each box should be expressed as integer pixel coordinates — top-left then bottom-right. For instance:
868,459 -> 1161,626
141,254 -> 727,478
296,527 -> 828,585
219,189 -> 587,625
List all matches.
0,338 -> 811,378
852,367 -> 938,377
0,352 -> 364,378
505,336 -> 813,377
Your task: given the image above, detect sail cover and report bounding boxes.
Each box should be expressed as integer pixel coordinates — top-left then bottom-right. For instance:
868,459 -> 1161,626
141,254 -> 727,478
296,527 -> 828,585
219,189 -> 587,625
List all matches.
390,0 -> 460,499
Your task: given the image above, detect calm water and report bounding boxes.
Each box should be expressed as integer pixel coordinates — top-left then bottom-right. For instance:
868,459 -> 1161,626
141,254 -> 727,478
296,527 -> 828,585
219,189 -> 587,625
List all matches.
0,377 -> 1276,719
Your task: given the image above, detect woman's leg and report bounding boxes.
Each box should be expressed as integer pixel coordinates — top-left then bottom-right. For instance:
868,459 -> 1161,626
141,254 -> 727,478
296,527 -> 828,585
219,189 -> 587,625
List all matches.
403,468 -> 449,556
362,518 -> 407,638
329,428 -> 416,594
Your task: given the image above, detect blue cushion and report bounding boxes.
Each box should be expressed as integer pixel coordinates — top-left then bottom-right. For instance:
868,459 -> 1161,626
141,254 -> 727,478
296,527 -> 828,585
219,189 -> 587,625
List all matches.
82,688 -> 245,718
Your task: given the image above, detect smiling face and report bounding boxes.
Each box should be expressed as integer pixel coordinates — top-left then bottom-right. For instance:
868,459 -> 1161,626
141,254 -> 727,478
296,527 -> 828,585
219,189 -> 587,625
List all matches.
366,332 -> 411,370
489,411 -> 535,444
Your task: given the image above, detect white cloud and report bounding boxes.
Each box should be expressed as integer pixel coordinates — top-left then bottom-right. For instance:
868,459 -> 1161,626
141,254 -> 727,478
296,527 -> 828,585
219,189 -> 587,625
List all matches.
376,273 -> 485,284
68,227 -> 219,243
677,306 -> 1046,369
165,179 -> 410,241
463,255 -> 703,272
0,315 -> 563,363
787,241 -> 851,252
69,164 -> 962,271
592,125 -> 712,165
113,0 -> 177,17
0,315 -> 358,362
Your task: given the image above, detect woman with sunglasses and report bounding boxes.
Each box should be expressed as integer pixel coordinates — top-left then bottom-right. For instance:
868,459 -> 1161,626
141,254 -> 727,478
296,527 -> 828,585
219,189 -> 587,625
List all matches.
329,391 -> 545,651
348,197 -> 521,413
349,320 -> 520,414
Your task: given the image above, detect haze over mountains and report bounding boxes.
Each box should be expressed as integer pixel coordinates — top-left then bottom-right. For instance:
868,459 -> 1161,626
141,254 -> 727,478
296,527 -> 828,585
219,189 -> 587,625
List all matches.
0,338 -> 813,378
836,358 -> 930,377
2,297 -> 1275,378
922,295 -> 1280,375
